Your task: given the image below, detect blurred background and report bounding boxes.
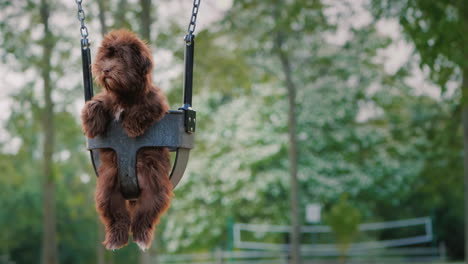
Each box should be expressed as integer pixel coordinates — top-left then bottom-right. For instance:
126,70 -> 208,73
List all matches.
0,0 -> 466,263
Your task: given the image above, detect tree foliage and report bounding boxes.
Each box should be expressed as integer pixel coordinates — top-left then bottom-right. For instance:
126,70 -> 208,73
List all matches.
371,0 -> 467,89
324,194 -> 361,262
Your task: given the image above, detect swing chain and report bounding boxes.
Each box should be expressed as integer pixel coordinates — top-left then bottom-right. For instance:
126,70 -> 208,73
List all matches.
185,0 -> 201,44
75,0 -> 89,48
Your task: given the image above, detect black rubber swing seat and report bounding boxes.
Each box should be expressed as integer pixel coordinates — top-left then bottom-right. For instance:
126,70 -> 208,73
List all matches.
87,110 -> 195,200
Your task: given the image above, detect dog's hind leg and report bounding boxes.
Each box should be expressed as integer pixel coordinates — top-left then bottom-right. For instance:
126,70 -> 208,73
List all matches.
131,148 -> 172,251
96,149 -> 131,250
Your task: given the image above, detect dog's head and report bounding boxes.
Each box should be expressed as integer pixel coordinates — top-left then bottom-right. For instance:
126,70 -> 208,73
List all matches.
93,29 -> 153,97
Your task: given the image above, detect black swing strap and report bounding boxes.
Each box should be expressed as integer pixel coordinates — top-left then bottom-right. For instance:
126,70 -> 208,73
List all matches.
75,0 -> 99,179
179,0 -> 201,134
76,0 -> 94,102
182,0 -> 200,108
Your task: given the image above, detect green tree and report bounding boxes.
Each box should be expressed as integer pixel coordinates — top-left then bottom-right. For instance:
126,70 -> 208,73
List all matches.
361,83 -> 464,258
161,6 -> 418,257
39,0 -> 58,262
324,194 -> 361,264
97,0 -> 109,36
222,1 -> 330,262
1,0 -> 105,263
370,0 -> 468,260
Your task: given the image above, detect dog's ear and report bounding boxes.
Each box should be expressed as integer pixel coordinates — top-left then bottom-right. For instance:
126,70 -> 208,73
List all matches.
130,44 -> 152,75
140,56 -> 152,75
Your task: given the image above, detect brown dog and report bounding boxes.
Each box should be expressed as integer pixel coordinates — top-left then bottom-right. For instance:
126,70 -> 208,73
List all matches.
81,29 -> 172,251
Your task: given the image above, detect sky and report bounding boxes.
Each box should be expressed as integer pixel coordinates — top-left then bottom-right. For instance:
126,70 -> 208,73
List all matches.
0,0 -> 448,153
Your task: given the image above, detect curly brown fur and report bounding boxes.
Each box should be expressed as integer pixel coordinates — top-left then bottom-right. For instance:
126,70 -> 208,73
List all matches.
81,29 -> 173,251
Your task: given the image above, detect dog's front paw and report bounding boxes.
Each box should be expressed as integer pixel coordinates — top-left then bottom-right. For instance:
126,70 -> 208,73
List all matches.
81,100 -> 111,138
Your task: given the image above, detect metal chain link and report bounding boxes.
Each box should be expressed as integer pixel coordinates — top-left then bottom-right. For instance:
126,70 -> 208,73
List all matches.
75,0 -> 90,47
76,0 -> 198,46
186,0 -> 201,43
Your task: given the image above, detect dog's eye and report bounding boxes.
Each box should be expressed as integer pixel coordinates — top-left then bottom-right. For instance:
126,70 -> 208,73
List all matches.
107,47 -> 116,57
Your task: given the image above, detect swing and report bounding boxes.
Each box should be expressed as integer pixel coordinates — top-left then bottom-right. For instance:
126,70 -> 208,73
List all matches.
75,0 -> 200,200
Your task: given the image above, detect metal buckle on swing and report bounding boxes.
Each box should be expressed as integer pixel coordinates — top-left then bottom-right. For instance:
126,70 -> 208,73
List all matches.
179,106 -> 196,134
185,34 -> 194,45
81,38 -> 90,50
